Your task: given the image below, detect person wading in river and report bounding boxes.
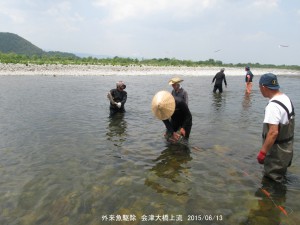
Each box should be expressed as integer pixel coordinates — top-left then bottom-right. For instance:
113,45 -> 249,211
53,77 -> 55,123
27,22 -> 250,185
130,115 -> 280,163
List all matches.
107,81 -> 127,117
257,73 -> 295,183
169,77 -> 189,105
212,68 -> 227,93
245,66 -> 254,94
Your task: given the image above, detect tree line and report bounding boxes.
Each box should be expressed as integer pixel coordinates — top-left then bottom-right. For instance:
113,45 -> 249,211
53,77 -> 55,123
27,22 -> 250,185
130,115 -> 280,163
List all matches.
0,52 -> 299,71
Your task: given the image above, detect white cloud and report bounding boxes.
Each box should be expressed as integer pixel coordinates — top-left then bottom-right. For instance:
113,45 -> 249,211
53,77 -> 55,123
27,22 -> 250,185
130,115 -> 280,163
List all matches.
92,0 -> 217,23
45,1 -> 84,32
0,2 -> 26,24
253,0 -> 279,10
46,1 -> 72,15
242,31 -> 270,42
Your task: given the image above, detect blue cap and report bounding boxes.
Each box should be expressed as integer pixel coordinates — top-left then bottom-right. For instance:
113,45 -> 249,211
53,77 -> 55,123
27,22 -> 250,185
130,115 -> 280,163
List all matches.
259,73 -> 280,90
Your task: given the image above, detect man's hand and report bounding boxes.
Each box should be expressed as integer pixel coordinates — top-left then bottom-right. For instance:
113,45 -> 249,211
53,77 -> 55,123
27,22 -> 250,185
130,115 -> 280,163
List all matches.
257,151 -> 266,164
168,132 -> 180,143
180,128 -> 186,137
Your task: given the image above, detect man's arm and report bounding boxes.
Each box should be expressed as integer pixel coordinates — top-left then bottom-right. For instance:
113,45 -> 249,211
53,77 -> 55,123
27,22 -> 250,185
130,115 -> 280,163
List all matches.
162,119 -> 174,133
107,90 -> 116,105
184,91 -> 189,105
212,75 -> 216,83
162,120 -> 180,141
260,124 -> 279,154
120,92 -> 127,106
257,124 -> 279,164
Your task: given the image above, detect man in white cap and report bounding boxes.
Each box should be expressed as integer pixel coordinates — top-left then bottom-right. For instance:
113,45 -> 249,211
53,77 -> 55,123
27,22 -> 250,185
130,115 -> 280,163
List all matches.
107,81 -> 127,116
257,73 -> 295,183
169,77 -> 188,105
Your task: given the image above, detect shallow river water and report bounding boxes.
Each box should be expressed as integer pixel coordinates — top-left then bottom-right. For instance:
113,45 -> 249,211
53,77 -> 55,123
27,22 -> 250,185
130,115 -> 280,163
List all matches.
0,74 -> 299,225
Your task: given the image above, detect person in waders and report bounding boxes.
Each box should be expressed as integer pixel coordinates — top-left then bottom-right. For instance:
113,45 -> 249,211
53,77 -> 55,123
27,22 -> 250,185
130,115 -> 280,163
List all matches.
257,73 -> 295,183
151,91 -> 192,143
107,81 -> 127,117
245,66 -> 254,94
212,68 -> 227,93
169,77 -> 189,105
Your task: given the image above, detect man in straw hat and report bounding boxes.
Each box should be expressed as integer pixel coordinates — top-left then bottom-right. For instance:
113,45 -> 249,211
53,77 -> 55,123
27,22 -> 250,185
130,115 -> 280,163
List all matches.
107,81 -> 127,117
152,91 -> 192,143
257,73 -> 295,183
169,77 -> 188,105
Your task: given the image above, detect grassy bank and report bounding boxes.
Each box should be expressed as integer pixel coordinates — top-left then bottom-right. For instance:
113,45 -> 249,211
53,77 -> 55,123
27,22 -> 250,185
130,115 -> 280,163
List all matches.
1,52 -> 300,71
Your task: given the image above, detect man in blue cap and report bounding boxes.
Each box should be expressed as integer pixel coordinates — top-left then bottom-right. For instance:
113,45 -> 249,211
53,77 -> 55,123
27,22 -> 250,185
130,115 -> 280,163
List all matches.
257,73 -> 295,183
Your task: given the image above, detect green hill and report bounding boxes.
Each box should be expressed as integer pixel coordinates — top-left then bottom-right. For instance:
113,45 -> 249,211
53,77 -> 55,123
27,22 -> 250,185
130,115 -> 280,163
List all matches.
0,32 -> 77,58
0,32 -> 44,56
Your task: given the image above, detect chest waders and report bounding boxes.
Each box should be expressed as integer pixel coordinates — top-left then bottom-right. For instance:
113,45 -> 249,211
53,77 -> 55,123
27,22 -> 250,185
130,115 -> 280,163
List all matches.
262,100 -> 295,183
109,89 -> 126,116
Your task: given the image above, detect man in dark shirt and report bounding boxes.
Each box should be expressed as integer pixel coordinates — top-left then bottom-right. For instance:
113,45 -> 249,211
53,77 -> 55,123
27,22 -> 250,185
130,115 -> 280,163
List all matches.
245,66 -> 254,94
107,81 -> 127,116
212,68 -> 227,93
163,100 -> 192,142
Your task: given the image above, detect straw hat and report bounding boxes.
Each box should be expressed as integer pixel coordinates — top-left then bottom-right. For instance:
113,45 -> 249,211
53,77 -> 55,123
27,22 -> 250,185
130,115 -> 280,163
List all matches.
169,77 -> 183,85
151,91 -> 175,120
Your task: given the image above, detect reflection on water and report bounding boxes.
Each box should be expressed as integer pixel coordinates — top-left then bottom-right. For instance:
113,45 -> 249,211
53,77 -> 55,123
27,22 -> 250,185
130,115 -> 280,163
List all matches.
212,92 -> 225,111
106,113 -> 127,147
242,92 -> 252,111
241,177 -> 289,225
145,144 -> 192,196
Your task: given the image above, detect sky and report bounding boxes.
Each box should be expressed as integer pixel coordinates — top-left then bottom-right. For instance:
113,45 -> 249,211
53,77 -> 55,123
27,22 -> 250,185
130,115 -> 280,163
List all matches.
0,0 -> 300,65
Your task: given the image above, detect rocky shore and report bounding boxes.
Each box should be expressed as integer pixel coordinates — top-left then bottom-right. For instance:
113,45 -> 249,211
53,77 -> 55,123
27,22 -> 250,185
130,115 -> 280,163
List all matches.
0,63 -> 299,76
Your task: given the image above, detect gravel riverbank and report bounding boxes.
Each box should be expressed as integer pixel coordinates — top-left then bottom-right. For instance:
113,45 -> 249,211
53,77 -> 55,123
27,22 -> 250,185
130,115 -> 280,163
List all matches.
0,63 -> 299,76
